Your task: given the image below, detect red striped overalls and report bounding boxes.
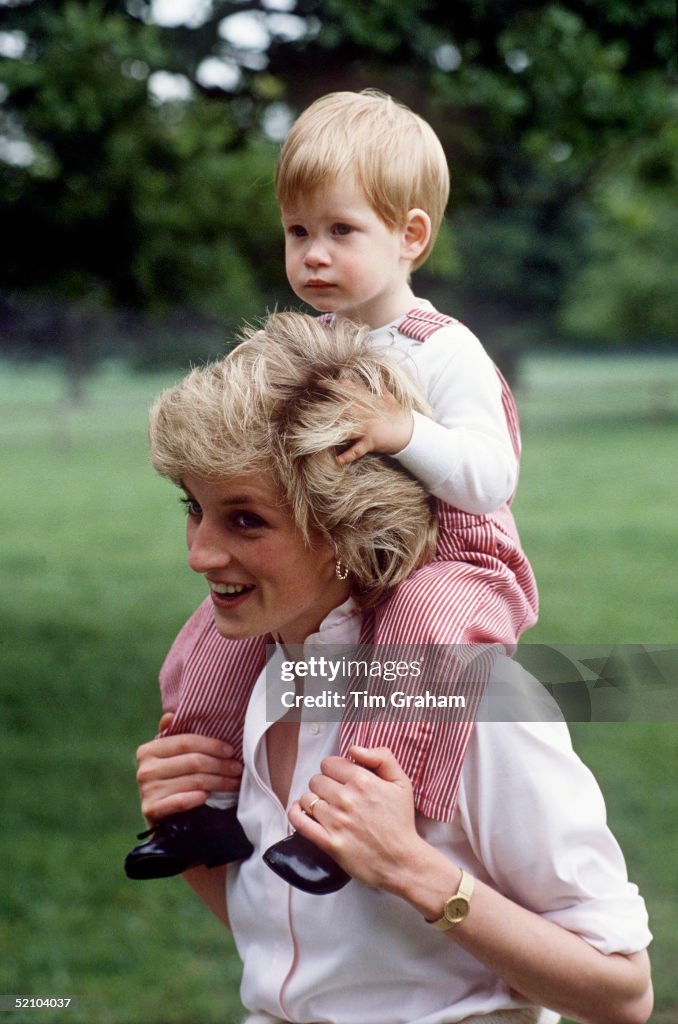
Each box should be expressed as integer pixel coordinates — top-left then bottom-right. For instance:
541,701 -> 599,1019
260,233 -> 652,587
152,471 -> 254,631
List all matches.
158,310 -> 538,822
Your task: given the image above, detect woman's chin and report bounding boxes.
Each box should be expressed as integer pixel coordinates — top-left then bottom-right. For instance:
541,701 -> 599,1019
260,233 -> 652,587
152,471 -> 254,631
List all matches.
211,608 -> 259,641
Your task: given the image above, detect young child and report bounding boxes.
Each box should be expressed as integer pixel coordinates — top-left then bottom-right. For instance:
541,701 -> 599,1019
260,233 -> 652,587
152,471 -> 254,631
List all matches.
125,90 -> 538,891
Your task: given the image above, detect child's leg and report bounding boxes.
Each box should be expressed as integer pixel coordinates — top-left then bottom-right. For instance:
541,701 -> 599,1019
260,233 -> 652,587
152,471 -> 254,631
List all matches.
159,606 -> 265,804
265,509 -> 538,892
340,508 -> 538,823
158,598 -> 266,758
125,600 -> 266,879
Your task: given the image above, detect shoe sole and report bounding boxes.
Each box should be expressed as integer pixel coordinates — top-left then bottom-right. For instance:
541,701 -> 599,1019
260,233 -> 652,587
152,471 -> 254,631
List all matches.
124,855 -> 188,880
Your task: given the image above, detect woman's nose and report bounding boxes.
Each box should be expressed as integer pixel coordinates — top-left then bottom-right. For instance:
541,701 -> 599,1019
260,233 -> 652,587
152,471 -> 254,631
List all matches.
187,520 -> 231,574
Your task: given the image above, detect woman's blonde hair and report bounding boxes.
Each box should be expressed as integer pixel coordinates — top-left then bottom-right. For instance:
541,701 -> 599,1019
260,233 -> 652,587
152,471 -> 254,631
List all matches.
149,312 -> 437,608
275,90 -> 449,270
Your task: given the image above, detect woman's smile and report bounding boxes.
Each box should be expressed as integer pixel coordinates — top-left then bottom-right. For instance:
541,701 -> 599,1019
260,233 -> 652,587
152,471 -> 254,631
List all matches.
208,581 -> 256,608
183,473 -> 351,645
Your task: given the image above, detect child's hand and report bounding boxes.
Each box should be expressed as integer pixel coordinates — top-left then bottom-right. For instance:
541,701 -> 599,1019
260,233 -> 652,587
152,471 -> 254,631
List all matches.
336,382 -> 414,464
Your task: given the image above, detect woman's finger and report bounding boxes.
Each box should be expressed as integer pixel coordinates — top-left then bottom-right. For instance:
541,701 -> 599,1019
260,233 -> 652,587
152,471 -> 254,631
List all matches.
141,790 -> 209,822
348,745 -> 410,785
301,792 -> 325,820
136,732 -> 234,765
288,799 -> 335,847
141,770 -> 240,797
157,712 -> 174,734
137,750 -> 241,782
318,754 -> 369,785
305,773 -> 350,812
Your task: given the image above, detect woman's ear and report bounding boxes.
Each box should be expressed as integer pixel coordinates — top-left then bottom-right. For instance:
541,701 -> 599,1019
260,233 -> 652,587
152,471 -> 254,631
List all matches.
401,209 -> 431,263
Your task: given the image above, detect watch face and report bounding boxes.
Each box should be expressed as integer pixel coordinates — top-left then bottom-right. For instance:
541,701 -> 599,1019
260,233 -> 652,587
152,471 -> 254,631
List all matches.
445,896 -> 469,923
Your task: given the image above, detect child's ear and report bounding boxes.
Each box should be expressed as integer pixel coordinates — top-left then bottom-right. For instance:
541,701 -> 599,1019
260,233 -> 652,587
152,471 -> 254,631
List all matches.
401,209 -> 431,262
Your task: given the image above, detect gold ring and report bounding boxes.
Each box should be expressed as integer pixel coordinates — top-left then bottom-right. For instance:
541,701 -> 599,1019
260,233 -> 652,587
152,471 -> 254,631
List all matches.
307,796 -> 320,820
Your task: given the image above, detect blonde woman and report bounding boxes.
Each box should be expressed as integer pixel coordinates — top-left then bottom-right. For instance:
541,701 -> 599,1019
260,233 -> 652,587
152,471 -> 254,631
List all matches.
133,313 -> 652,1024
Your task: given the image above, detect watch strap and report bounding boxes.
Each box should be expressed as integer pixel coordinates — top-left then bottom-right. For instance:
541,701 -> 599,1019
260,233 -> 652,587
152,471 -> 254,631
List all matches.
429,869 -> 474,930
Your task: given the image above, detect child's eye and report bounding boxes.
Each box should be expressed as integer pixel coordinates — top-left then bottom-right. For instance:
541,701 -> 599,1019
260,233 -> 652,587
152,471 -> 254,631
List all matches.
232,511 -> 266,530
180,496 -> 202,518
332,223 -> 353,236
288,225 -> 307,238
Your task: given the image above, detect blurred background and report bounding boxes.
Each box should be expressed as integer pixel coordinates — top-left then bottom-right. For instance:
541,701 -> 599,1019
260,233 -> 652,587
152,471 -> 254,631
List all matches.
1,1 -> 676,1022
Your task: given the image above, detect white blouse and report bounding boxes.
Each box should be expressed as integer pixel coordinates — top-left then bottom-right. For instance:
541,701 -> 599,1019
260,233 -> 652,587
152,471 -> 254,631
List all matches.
226,601 -> 651,1024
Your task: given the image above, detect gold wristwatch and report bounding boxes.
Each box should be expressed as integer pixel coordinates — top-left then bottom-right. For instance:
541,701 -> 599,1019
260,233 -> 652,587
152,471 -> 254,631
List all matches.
428,869 -> 474,930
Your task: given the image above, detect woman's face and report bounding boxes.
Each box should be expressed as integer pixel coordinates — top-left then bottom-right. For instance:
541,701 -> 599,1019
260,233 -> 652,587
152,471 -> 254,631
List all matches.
182,473 -> 351,645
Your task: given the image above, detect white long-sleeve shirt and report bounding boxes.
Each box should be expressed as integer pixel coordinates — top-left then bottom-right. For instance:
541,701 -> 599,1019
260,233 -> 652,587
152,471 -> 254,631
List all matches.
369,302 -> 518,514
226,600 -> 651,1024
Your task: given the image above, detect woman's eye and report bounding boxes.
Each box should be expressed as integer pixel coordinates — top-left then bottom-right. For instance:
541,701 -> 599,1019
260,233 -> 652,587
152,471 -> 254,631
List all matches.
333,223 -> 352,235
180,497 -> 202,517
233,511 -> 266,530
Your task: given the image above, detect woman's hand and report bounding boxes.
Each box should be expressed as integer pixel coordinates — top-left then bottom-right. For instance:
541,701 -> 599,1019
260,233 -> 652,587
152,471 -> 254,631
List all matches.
289,747 -> 653,1024
287,745 -> 428,892
136,714 -> 243,823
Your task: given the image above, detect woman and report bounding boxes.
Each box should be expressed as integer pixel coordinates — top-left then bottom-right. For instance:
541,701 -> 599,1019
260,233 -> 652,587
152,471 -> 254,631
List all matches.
136,313 -> 652,1024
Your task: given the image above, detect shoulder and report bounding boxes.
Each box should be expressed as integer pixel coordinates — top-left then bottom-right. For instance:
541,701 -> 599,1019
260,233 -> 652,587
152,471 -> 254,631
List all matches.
397,307 -> 461,342
166,597 -> 217,653
433,655 -> 585,809
396,310 -> 493,382
162,598 -> 265,670
159,597 -> 216,693
398,306 -> 483,350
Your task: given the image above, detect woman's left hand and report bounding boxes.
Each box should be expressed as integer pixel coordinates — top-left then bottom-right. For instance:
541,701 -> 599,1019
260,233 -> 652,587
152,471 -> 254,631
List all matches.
288,745 -> 428,893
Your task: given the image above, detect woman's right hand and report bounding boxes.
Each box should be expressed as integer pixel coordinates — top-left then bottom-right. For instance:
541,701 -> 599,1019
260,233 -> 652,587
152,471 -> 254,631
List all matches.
136,713 -> 243,823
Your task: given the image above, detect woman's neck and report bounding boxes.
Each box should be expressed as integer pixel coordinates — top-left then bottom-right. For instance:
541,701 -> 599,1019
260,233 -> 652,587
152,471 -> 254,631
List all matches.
277,584 -> 353,647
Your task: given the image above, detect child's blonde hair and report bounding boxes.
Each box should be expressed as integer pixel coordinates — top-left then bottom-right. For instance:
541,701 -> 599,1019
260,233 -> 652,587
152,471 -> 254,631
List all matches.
149,312 -> 437,608
275,90 -> 450,270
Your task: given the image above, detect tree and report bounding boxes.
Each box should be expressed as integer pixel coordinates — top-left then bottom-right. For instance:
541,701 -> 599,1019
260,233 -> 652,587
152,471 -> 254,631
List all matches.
1,0 -> 675,379
257,0 -> 676,349
560,119 -> 678,345
0,1 -> 282,380
117,0 -> 678,350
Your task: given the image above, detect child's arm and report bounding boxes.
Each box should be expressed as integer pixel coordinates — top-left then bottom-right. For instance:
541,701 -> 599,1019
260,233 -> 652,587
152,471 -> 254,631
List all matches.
339,324 -> 517,515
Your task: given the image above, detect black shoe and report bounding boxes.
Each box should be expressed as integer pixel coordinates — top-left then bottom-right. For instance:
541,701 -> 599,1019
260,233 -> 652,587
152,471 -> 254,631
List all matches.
263,832 -> 350,895
124,805 -> 253,880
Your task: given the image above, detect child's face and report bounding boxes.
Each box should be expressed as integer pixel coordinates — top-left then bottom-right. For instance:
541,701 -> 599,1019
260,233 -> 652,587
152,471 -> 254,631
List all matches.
281,176 -> 415,328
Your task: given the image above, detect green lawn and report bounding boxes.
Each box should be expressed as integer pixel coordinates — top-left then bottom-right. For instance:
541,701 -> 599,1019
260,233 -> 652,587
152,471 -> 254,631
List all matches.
1,355 -> 677,1024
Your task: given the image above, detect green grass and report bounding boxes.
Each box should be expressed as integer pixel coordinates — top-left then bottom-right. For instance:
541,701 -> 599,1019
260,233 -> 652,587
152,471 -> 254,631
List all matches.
1,354 -> 677,1023
514,354 -> 678,643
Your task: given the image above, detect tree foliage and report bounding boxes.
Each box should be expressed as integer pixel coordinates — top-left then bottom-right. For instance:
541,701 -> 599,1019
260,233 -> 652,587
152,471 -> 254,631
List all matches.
1,0 -> 282,353
1,0 -> 676,369
560,118 -> 678,344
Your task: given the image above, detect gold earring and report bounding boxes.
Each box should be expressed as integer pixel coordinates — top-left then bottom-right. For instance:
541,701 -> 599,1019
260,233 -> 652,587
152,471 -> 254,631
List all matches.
335,559 -> 349,581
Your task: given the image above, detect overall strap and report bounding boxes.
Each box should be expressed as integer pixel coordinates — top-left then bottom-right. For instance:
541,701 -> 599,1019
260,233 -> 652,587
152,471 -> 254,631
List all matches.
398,307 -> 460,340
495,365 -> 521,461
399,308 -> 521,462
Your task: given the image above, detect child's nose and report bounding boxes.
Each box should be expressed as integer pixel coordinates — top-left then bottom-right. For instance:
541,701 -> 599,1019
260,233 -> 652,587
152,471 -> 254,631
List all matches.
304,239 -> 331,267
187,519 -> 232,574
